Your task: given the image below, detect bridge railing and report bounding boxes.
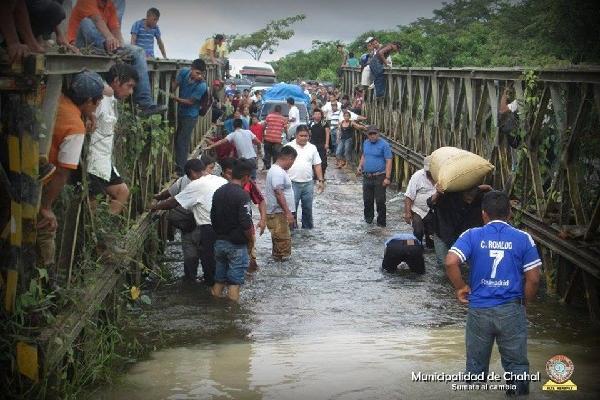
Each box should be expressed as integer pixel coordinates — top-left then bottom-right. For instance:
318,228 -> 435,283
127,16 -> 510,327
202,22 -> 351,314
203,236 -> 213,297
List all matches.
0,53 -> 215,388
342,66 -> 600,321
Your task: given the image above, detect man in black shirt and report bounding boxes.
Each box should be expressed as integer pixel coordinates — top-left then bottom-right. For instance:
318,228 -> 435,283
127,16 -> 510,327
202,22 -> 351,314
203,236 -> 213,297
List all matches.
427,184 -> 492,267
210,159 -> 255,301
309,109 -> 330,179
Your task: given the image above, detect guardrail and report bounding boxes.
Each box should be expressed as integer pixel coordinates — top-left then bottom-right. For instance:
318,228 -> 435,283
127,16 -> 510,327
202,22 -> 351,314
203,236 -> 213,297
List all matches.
342,66 -> 600,321
0,53 -> 215,391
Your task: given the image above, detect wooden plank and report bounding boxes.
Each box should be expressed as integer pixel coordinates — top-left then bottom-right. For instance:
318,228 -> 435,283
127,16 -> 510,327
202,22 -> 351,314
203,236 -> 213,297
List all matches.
526,86 -> 550,217
564,84 -> 590,225
560,267 -> 580,304
3,270 -> 18,314
16,341 -> 39,383
584,193 -> 600,240
38,75 -> 62,162
582,272 -> 600,323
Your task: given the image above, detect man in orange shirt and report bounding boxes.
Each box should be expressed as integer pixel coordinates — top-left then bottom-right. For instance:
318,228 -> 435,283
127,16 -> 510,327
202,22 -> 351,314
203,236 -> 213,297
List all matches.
262,105 -> 288,170
37,70 -> 104,284
67,0 -> 165,116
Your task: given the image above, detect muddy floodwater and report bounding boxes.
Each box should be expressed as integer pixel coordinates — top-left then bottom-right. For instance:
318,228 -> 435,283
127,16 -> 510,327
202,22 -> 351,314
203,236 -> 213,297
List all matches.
94,165 -> 600,400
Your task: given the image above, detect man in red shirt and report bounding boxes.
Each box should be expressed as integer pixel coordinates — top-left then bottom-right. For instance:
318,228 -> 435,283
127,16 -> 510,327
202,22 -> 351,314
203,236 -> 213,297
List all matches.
208,131 -> 237,163
250,114 -> 264,165
220,158 -> 266,272
262,105 -> 288,170
67,0 -> 165,116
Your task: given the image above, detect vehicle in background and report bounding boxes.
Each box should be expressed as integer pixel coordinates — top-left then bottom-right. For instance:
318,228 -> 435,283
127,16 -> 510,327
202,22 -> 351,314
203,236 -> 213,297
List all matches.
253,75 -> 277,85
229,59 -> 276,82
258,100 -> 309,140
226,78 -> 253,92
250,87 -> 270,98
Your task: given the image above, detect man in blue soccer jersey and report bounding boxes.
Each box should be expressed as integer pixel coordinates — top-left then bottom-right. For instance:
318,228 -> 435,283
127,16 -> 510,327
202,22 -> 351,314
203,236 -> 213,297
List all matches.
445,190 -> 541,396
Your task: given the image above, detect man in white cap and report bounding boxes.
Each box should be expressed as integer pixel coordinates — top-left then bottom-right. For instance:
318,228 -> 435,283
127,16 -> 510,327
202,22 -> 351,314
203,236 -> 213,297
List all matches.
403,156 -> 436,247
360,37 -> 376,88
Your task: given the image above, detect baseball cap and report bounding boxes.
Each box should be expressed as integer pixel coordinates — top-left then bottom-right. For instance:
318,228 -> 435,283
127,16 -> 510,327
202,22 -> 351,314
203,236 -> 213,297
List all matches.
366,125 -> 380,135
71,70 -> 104,100
423,156 -> 431,171
365,36 -> 374,44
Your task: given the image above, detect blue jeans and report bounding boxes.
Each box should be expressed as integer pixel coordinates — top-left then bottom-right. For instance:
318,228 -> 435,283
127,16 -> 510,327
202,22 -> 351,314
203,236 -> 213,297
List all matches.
330,128 -> 337,153
336,137 -> 353,161
369,57 -> 385,98
466,302 -> 530,395
114,0 -> 126,23
214,240 -> 249,285
76,23 -> 153,107
175,116 -> 198,175
292,181 -> 314,229
75,0 -> 125,44
433,234 -> 449,268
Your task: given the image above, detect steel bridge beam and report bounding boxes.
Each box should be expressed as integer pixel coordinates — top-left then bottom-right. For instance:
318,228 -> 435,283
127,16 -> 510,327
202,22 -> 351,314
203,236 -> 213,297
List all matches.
381,134 -> 600,279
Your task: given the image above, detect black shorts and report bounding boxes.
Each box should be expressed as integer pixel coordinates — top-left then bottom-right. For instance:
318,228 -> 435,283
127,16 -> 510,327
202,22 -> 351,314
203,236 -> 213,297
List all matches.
382,240 -> 425,274
88,168 -> 123,196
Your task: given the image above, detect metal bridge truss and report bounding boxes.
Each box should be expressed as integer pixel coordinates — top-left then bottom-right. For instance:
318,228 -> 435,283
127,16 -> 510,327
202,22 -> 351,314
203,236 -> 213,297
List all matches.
342,66 -> 600,321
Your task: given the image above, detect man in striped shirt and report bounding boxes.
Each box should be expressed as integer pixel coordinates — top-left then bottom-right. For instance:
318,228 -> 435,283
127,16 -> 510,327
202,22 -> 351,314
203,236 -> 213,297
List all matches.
130,8 -> 167,58
327,101 -> 341,154
262,105 -> 288,170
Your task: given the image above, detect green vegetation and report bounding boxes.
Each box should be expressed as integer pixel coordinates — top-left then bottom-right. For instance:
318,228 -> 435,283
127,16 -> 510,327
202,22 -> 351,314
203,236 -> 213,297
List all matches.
0,102 -> 175,398
274,0 -> 600,82
228,14 -> 306,60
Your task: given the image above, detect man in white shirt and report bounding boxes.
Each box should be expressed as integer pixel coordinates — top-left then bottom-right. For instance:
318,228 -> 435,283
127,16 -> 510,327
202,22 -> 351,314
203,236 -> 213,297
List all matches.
87,85 -> 130,215
151,159 -> 203,282
208,118 -> 261,179
321,93 -> 341,120
151,160 -> 227,284
286,97 -> 300,140
285,125 -> 325,229
404,157 -> 436,248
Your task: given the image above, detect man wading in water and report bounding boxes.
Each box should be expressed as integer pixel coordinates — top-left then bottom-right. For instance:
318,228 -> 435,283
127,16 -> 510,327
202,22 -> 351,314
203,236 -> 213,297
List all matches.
446,191 -> 541,396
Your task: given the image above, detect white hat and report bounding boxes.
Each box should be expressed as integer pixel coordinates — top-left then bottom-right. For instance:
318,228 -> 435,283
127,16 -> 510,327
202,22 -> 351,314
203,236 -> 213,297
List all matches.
365,36 -> 374,44
423,156 -> 431,171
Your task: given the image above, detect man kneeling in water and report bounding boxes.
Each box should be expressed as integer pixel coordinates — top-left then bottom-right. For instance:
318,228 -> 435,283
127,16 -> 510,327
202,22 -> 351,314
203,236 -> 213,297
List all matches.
382,233 -> 425,274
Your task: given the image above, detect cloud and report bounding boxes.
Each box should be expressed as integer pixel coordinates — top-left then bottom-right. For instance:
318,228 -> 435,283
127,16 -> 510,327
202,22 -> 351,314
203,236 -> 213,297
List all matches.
121,0 -> 445,61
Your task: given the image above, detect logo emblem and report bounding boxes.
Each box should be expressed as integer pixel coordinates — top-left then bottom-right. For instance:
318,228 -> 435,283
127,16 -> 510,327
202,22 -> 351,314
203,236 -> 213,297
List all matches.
542,355 -> 577,391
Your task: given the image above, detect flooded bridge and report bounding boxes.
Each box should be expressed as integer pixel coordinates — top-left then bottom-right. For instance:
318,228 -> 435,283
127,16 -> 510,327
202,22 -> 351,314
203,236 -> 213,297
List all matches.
94,166 -> 600,400
1,54 -> 599,399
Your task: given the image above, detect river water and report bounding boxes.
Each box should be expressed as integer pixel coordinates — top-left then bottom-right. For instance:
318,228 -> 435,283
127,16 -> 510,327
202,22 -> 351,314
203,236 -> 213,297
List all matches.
94,166 -> 600,400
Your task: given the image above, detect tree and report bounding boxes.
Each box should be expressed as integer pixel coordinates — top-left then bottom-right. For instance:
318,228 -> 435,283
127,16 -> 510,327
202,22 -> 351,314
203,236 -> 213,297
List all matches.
272,41 -> 341,83
228,14 -> 306,60
271,0 -> 599,81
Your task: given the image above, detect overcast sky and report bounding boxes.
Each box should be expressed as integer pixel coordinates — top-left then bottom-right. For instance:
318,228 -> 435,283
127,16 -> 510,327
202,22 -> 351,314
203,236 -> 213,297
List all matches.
120,0 -> 446,61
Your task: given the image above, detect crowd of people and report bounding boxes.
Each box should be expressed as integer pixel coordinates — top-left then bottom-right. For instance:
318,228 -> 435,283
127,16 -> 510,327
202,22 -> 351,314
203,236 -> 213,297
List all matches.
1,2 -> 542,394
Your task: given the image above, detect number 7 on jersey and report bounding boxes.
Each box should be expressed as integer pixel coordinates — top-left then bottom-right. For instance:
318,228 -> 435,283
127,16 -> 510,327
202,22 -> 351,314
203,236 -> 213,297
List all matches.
489,250 -> 505,279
